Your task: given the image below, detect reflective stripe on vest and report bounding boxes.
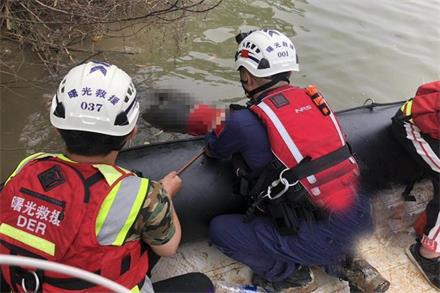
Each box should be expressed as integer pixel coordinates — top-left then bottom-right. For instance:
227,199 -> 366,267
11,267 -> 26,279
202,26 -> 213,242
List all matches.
257,101 -> 318,185
401,99 -> 413,116
96,176 -> 149,246
93,164 -> 128,186
400,99 -> 414,123
0,223 -> 55,256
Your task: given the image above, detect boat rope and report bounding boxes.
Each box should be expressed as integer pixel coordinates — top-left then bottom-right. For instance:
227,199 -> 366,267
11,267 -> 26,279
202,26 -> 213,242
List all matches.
335,98 -> 406,114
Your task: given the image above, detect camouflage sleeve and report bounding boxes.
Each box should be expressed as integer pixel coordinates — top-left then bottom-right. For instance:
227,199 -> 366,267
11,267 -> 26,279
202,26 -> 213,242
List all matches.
132,181 -> 176,246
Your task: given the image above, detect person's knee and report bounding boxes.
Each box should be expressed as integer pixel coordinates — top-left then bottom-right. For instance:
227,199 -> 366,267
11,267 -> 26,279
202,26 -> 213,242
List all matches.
208,215 -> 231,246
209,214 -> 246,254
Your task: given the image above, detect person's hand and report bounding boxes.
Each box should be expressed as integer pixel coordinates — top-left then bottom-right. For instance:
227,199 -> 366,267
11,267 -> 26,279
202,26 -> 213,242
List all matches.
160,171 -> 182,198
204,146 -> 214,158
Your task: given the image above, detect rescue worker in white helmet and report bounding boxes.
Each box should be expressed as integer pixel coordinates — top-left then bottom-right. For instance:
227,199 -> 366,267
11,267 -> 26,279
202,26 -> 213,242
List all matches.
204,29 -> 390,291
0,61 -> 214,292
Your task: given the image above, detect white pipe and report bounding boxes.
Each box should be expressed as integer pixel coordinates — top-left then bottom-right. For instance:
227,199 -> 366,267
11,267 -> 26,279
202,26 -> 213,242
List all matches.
0,254 -> 131,293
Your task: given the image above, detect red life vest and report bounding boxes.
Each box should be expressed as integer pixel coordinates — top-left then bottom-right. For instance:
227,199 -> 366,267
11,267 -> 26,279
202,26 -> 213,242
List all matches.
401,81 -> 440,139
0,153 -> 150,292
249,85 -> 360,212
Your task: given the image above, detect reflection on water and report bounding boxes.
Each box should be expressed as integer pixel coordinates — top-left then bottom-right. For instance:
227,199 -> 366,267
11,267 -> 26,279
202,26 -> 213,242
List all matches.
1,0 -> 439,180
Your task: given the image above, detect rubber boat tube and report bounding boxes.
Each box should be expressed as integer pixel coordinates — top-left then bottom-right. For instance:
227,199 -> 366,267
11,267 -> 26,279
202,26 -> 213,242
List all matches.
117,102 -> 418,243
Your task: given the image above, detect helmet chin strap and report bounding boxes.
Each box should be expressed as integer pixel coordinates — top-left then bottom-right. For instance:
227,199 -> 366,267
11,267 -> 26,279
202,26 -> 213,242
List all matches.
244,75 -> 290,106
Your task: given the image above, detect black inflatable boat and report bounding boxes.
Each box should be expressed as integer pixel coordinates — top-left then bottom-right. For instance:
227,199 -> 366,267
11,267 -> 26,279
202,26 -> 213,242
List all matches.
117,102 -> 416,243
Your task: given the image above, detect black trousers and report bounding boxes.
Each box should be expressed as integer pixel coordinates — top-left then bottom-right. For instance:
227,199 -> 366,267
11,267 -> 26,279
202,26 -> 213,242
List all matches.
152,272 -> 214,293
149,251 -> 214,293
391,110 -> 440,252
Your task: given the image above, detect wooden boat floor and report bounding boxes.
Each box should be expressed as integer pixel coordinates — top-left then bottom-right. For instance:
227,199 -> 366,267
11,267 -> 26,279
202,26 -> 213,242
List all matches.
150,181 -> 437,292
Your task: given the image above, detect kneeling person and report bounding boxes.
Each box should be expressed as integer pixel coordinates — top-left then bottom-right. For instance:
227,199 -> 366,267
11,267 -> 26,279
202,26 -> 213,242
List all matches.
0,62 -> 211,292
205,29 -> 389,292
390,81 -> 440,290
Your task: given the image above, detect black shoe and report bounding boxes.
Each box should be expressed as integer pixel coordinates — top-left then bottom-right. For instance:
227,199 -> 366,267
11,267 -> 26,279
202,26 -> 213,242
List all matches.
251,266 -> 315,292
338,256 -> 390,292
406,243 -> 440,290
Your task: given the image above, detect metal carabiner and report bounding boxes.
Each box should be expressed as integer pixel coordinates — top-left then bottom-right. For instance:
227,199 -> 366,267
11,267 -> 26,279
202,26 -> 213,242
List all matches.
261,177 -> 281,198
279,168 -> 299,187
267,177 -> 290,200
21,271 -> 40,293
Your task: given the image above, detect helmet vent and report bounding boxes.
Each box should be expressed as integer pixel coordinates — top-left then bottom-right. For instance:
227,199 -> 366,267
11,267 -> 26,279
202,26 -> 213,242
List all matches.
61,87 -> 65,93
54,102 -> 65,118
61,79 -> 66,85
257,58 -> 270,69
124,96 -> 130,103
127,88 -> 132,95
114,112 -> 129,126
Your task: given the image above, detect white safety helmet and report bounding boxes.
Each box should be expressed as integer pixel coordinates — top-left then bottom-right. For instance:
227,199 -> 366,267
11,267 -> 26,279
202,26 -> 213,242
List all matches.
235,29 -> 299,77
50,61 -> 139,136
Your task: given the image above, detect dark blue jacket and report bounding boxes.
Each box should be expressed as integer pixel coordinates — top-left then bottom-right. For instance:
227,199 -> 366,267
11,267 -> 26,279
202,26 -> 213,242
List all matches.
204,108 -> 273,172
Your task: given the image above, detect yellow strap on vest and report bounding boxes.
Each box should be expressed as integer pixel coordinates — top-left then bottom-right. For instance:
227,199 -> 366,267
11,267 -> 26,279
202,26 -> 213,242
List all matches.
5,153 -> 51,184
401,99 -> 413,117
93,164 -> 126,186
6,153 -> 125,188
5,152 -> 77,185
56,154 -> 76,163
131,285 -> 140,293
0,223 -> 55,256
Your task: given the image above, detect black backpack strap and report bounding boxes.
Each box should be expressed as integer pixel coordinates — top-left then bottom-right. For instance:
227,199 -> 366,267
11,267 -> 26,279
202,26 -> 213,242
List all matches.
243,145 -> 352,225
85,172 -> 104,189
283,144 -> 352,183
44,271 -> 101,290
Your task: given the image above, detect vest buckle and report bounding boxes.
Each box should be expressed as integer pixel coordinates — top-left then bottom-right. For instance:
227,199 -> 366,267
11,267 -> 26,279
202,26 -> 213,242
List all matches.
264,169 -> 300,200
21,270 -> 40,293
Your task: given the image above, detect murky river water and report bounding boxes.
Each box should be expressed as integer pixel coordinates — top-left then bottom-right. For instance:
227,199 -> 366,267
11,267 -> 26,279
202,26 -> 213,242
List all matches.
1,0 -> 439,180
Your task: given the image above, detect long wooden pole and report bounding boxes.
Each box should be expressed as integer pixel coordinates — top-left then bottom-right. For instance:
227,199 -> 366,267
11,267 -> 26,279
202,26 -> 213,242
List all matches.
176,148 -> 205,175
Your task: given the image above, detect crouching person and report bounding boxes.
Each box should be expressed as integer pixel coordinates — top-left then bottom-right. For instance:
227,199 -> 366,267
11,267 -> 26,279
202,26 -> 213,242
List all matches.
205,29 -> 389,292
0,62 -> 213,292
390,81 -> 440,290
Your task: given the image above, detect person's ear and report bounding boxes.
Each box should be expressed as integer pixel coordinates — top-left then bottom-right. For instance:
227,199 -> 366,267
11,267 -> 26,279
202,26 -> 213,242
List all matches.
239,69 -> 247,83
244,71 -> 258,88
240,70 -> 254,85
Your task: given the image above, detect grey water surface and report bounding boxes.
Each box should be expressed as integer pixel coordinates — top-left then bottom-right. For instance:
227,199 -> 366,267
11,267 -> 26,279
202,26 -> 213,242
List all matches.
1,0 -> 439,180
